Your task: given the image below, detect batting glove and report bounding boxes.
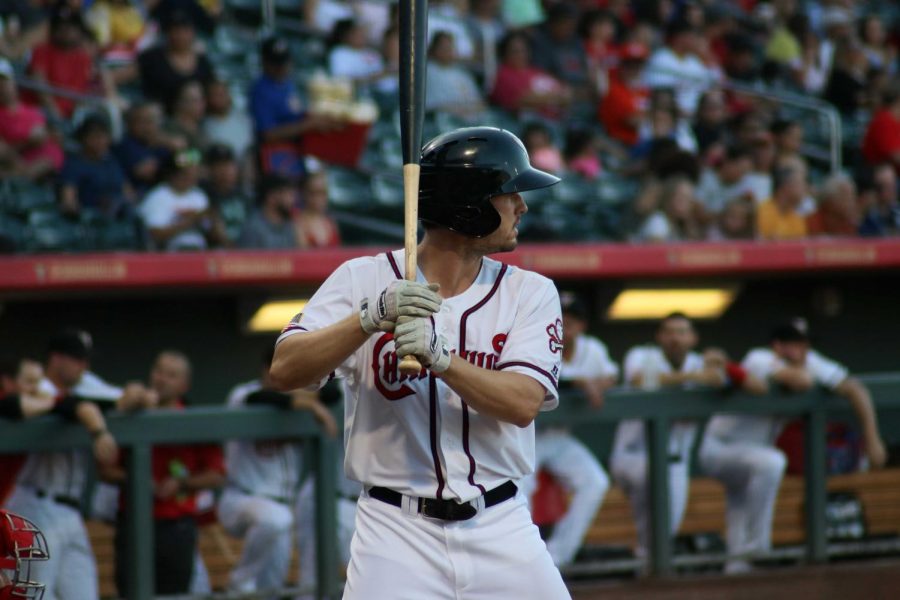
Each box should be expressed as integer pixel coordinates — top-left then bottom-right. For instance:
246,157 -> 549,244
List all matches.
393,317 -> 452,373
360,281 -> 442,334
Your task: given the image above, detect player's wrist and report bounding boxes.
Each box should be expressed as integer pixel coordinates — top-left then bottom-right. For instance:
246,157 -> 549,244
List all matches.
429,337 -> 452,374
359,297 -> 379,335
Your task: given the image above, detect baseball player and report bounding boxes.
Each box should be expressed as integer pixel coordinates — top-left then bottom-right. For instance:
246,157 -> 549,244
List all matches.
519,293 -> 615,568
5,329 -> 154,600
609,313 -> 726,559
270,127 -> 571,599
0,509 -> 50,600
218,347 -> 340,594
699,318 -> 887,573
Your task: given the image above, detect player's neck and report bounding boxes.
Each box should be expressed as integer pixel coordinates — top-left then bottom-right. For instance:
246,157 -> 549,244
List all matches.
417,235 -> 483,298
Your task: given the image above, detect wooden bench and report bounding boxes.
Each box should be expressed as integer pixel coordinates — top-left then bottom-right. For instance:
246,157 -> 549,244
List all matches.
585,468 -> 900,549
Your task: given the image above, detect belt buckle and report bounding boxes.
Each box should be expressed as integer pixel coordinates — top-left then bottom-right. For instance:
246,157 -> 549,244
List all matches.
421,498 -> 477,521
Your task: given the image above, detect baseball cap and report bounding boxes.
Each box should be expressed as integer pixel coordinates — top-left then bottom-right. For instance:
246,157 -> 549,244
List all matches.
559,292 -> 588,321
770,318 -> 810,343
162,9 -> 194,30
261,36 -> 290,65
46,329 -> 94,361
0,58 -> 13,79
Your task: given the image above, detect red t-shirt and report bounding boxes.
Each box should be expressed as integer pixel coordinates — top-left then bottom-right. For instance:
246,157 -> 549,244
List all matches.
490,65 -> 564,119
0,103 -> 64,170
862,109 -> 900,167
598,72 -> 649,146
26,43 -> 95,118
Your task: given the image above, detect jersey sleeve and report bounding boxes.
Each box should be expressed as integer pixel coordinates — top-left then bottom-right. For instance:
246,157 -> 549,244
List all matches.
495,277 -> 562,411
588,338 -> 620,380
741,348 -> 779,381
275,261 -> 357,387
623,346 -> 646,383
807,351 -> 849,390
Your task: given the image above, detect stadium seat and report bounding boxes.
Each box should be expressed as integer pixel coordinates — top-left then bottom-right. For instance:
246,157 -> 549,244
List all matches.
0,180 -> 55,218
23,211 -> 85,253
326,167 -> 372,210
553,176 -> 596,208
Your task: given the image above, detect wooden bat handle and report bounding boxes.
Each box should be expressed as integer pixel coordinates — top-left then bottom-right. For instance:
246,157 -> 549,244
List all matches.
399,163 -> 423,376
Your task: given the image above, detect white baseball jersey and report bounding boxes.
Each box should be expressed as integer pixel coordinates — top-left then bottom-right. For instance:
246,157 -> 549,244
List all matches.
276,249 -> 563,503
224,380 -> 302,500
613,346 -> 705,459
17,372 -> 121,497
705,348 -> 849,445
560,334 -> 619,381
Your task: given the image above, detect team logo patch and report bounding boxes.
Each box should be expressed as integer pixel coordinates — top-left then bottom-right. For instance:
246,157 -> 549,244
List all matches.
546,319 -> 563,354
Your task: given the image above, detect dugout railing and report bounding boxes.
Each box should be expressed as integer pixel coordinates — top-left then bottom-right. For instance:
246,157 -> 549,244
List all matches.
2,374 -> 900,597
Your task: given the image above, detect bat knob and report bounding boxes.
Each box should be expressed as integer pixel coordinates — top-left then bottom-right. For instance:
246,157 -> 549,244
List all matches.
399,355 -> 423,376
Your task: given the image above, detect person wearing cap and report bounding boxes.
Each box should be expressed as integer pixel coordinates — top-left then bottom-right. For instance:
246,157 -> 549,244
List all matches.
138,9 -> 214,108
202,143 -> 250,246
699,318 -> 886,574
139,147 -> 227,251
5,328 -> 156,600
0,57 -> 64,180
518,293 -> 615,568
59,113 -> 133,217
599,41 -> 650,146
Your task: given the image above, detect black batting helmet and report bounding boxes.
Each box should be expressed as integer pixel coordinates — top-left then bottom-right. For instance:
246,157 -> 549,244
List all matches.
418,127 -> 560,238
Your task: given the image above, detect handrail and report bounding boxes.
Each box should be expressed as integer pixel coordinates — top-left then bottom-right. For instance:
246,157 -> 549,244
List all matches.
2,373 -> 899,593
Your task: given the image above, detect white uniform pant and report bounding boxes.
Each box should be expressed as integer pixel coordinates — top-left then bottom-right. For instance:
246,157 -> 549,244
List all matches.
6,487 -> 98,600
218,487 -> 294,592
609,450 -> 690,557
518,430 -> 609,567
296,478 -> 357,594
698,436 -> 787,564
343,490 -> 571,600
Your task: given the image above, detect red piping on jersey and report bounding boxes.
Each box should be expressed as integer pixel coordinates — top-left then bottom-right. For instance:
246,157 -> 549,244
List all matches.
386,251 -> 403,279
458,263 -> 508,494
495,361 -> 559,392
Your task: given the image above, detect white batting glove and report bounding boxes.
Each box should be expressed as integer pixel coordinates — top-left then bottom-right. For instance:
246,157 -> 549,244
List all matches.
360,281 -> 442,334
393,317 -> 452,374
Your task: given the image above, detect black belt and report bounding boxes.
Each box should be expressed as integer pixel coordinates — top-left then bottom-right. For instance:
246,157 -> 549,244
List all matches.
35,490 -> 80,510
368,481 -> 517,522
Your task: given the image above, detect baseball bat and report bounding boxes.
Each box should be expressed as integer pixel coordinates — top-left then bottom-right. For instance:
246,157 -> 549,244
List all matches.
398,0 -> 428,376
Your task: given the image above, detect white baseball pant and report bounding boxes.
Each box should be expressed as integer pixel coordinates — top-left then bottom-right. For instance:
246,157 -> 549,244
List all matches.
609,450 -> 690,558
698,435 -> 787,572
217,486 -> 294,592
6,487 -> 98,600
343,490 -> 570,600
518,430 -> 609,567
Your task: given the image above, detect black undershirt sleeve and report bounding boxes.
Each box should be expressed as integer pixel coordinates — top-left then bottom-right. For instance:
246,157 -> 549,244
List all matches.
0,396 -> 24,420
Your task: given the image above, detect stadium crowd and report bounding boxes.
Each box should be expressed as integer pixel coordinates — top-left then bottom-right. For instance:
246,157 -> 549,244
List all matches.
0,0 -> 899,252
0,303 -> 888,595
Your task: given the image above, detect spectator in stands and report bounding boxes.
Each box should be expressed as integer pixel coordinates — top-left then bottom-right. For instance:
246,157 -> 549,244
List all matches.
0,58 -> 64,180
757,167 -> 808,241
564,128 -> 602,180
140,148 -> 225,251
295,170 -> 341,248
598,42 -> 650,147
428,0 -> 476,66
634,176 -> 704,242
465,0 -> 505,89
490,31 -> 572,120
771,118 -> 805,170
164,80 -> 207,150
633,93 -> 698,158
695,145 -> 755,215
692,89 -> 728,159
218,346 -> 338,594
203,80 -> 253,164
774,153 -> 816,216
0,0 -> 49,61
116,101 -> 175,195
521,121 -> 563,174
707,198 -> 755,240
610,313 -> 728,559
425,31 -> 487,121
150,0 -> 220,36
203,144 -> 249,248
530,3 -> 589,100
858,14 -> 896,73
85,0 -> 151,83
858,163 -> 900,237
327,18 -> 385,89
644,18 -> 720,116
238,174 -> 299,249
26,6 -> 115,121
807,173 -> 859,237
823,39 -> 871,117
862,82 -> 900,172
103,350 -> 226,596
59,113 -> 132,218
700,318 -> 886,574
138,9 -> 214,108
373,25 -> 400,96
580,9 -> 619,87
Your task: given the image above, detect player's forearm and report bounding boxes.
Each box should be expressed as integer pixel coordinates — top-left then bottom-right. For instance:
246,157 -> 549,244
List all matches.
837,378 -> 882,442
183,470 -> 225,492
270,314 -> 369,390
439,357 -> 544,427
772,366 -> 814,391
75,400 -> 109,435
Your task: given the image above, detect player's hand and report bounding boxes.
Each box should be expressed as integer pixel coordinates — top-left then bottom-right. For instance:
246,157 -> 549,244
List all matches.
312,403 -> 339,438
393,316 -> 451,373
118,382 -> 152,412
359,281 -> 442,334
154,477 -> 181,500
92,431 -> 119,467
865,436 -> 888,469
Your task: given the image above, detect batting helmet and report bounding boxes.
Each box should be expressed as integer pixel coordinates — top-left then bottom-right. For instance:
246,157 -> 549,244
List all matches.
0,510 -> 49,600
419,127 -> 560,238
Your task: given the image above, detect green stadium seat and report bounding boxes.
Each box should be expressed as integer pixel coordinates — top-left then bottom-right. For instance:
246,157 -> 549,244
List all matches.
326,167 -> 371,210
370,175 -> 404,210
553,176 -> 596,208
1,180 -> 56,218
23,211 -> 85,253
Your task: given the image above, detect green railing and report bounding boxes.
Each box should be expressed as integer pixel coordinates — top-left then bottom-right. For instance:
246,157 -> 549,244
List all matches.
2,373 -> 899,597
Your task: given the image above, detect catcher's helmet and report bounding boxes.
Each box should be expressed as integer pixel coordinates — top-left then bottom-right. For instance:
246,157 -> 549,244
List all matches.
419,127 -> 560,238
0,510 -> 49,600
